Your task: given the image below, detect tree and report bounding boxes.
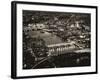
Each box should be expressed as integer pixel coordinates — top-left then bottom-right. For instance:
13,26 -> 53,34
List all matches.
31,37 -> 48,57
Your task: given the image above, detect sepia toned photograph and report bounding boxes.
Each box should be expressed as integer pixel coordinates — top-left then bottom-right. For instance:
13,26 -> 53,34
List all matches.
23,11 -> 91,69
11,1 -> 97,78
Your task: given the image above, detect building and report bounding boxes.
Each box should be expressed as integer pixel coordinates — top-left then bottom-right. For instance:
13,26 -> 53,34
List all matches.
23,23 -> 46,32
47,41 -> 81,56
32,23 -> 46,30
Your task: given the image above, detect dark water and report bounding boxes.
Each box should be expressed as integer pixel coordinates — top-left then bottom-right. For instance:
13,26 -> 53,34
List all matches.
31,52 -> 91,69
